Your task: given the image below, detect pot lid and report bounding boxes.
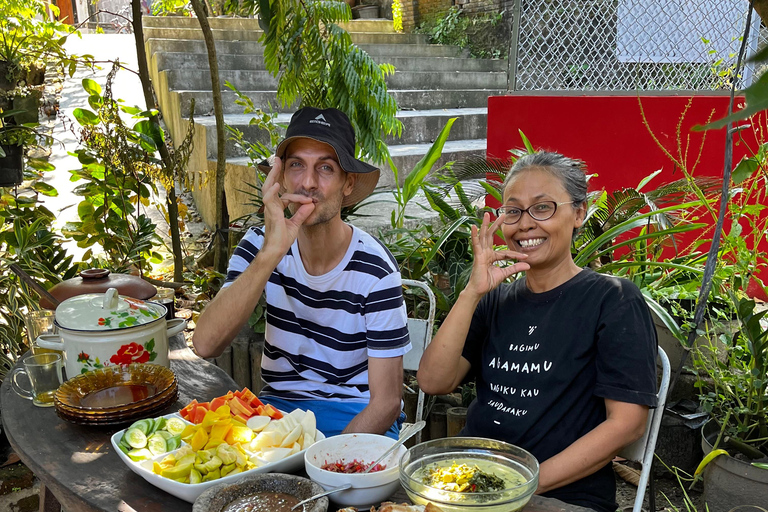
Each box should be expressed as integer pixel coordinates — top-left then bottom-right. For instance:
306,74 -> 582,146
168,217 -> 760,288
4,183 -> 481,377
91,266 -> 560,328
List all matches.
40,269 -> 157,310
54,288 -> 165,331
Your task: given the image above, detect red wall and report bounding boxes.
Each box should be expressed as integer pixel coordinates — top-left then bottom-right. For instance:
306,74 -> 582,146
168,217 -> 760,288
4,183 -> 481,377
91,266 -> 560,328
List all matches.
486,94 -> 767,297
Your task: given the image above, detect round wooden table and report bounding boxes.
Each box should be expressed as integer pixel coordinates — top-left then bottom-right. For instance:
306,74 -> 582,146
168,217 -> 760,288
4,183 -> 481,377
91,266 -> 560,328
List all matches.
1,334 -> 592,512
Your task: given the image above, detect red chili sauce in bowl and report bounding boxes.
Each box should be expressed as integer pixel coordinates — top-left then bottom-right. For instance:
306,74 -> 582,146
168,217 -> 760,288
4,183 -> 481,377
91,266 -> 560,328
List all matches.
321,459 -> 387,473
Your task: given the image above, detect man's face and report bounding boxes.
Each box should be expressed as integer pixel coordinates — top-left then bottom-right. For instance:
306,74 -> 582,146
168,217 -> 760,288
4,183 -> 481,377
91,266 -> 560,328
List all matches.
281,138 -> 356,227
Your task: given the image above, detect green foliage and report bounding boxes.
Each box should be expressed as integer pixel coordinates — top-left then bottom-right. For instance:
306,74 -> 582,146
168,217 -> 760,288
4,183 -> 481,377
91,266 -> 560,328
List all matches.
389,118 -> 457,229
150,0 -> 192,16
0,172 -> 79,380
0,109 -> 53,155
693,294 -> 768,457
416,7 -> 506,59
0,0 -> 91,86
701,42 -> 768,130
257,0 -> 401,164
63,65 -> 164,273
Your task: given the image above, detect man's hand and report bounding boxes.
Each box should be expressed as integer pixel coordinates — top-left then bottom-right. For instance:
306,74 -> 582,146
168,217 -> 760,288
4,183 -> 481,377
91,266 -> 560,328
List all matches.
260,157 -> 316,258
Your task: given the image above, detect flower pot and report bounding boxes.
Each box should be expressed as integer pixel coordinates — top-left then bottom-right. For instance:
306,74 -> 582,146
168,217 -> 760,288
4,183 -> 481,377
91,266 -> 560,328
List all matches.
12,90 -> 42,125
700,421 -> 768,512
352,4 -> 379,18
427,402 -> 450,441
0,143 -> 23,187
35,288 -> 186,377
446,406 -> 467,437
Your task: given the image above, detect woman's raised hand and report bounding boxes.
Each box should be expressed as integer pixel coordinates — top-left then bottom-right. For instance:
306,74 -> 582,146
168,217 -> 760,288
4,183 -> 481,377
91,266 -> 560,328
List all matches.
260,157 -> 316,257
466,212 -> 530,297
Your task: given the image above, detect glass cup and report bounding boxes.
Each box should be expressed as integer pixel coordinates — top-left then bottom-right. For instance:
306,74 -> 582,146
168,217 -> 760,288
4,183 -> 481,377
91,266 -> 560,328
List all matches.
24,310 -> 62,357
151,288 -> 176,321
10,353 -> 64,407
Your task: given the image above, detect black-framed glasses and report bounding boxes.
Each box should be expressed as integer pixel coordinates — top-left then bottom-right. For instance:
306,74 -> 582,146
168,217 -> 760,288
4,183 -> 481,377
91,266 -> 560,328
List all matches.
496,201 -> 575,225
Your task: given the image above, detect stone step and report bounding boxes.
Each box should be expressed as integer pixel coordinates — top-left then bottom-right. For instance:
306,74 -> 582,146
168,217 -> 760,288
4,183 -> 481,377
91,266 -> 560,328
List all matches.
222,139 -> 486,190
197,108 -> 488,159
162,68 -> 506,91
176,89 -> 501,115
154,52 -> 506,73
142,26 -> 428,45
142,15 -> 396,33
146,38 -> 467,58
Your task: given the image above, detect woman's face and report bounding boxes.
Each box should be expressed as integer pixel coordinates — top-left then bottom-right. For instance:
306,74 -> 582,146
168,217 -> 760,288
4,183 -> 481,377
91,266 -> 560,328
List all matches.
501,168 -> 586,271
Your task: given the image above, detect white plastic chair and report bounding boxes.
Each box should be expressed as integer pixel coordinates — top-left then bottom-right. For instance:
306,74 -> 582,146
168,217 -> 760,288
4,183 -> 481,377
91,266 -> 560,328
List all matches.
617,346 -> 671,512
401,279 -> 436,444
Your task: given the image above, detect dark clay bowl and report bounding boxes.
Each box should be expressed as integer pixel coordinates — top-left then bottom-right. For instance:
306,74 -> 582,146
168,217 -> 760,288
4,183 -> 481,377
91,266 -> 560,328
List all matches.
192,473 -> 328,512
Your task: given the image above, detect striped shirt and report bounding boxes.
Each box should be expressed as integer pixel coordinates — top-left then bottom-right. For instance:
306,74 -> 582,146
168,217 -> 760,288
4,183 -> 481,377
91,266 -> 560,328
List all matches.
223,225 -> 411,402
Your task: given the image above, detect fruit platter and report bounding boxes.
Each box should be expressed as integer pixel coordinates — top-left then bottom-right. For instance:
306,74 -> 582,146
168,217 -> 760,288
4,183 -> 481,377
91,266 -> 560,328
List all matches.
110,387 -> 324,503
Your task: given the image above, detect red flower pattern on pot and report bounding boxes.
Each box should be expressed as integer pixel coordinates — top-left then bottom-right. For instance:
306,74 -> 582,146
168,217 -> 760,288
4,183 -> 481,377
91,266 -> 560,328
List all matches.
110,342 -> 151,365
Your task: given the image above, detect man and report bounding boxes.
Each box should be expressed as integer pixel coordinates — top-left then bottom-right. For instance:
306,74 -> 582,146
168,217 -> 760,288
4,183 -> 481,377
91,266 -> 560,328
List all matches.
193,107 -> 411,439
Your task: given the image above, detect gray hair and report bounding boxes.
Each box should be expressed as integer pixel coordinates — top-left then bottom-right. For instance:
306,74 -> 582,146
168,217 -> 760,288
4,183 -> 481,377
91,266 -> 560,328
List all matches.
502,152 -> 588,206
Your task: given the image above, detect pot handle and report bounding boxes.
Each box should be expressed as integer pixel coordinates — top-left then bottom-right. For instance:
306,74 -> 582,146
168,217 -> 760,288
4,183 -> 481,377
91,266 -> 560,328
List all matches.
36,334 -> 65,351
166,318 -> 187,338
103,287 -> 119,310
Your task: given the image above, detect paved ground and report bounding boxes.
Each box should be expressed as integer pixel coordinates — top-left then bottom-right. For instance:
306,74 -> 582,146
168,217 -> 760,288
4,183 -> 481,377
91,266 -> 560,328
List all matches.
43,33 -> 164,261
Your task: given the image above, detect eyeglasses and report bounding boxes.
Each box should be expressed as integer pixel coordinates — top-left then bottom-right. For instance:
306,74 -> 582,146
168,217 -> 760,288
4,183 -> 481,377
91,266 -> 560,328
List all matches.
496,201 -> 575,225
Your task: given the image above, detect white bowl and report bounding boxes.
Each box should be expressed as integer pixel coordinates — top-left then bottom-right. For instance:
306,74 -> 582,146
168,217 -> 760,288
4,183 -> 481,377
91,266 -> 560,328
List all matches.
111,413 -> 326,503
304,433 -> 406,509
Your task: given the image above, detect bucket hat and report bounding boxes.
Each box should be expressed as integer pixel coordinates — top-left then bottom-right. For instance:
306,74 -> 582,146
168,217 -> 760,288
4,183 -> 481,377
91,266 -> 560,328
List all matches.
258,107 -> 380,207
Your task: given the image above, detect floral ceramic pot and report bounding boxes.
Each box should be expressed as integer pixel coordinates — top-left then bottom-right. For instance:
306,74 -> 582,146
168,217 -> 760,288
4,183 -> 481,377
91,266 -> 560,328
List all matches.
36,288 -> 186,377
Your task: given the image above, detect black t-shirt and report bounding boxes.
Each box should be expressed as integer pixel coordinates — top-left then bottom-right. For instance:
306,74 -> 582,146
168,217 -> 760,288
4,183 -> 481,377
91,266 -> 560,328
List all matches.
461,269 -> 658,512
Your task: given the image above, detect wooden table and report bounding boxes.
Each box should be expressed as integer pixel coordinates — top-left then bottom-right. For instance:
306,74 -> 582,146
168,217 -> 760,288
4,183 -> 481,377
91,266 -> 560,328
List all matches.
2,334 -> 590,512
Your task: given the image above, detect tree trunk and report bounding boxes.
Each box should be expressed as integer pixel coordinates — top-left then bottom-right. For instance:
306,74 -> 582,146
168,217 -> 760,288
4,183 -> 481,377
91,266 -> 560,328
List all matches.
189,0 -> 229,275
131,0 -> 185,283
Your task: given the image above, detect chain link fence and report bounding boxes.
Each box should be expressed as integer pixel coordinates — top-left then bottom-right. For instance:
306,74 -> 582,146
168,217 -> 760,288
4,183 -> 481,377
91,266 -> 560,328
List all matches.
505,0 -> 767,91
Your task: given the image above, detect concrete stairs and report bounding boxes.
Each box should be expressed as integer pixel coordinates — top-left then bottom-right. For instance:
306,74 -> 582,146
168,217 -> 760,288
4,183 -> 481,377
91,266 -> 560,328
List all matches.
143,15 -> 506,226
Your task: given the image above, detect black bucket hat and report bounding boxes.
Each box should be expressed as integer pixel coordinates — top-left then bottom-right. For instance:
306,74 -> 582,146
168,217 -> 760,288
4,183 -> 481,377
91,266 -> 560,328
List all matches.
257,107 -> 380,207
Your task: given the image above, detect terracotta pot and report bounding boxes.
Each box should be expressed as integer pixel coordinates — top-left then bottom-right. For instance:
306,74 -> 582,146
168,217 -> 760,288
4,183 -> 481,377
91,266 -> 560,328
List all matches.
36,288 -> 186,378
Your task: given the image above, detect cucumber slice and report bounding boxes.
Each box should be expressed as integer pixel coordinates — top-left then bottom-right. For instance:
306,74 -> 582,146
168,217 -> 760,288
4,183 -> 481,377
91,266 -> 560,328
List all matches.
147,433 -> 168,456
165,436 -> 181,452
124,428 -> 148,449
156,430 -> 173,440
145,418 -> 157,435
129,419 -> 152,435
154,417 -> 167,432
165,417 -> 187,437
165,435 -> 181,452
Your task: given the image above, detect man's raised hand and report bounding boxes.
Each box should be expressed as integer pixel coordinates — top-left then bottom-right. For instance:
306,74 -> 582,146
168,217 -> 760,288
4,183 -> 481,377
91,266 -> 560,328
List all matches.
466,212 -> 530,297
260,157 -> 316,258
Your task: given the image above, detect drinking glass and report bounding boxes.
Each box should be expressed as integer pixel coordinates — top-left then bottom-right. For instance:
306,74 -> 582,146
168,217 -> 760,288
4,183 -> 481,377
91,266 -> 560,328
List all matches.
10,353 -> 64,407
24,310 -> 61,356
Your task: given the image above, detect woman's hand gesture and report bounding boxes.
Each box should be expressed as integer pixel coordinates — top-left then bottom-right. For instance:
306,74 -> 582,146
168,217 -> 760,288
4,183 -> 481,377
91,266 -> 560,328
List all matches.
259,157 -> 316,258
466,212 -> 530,297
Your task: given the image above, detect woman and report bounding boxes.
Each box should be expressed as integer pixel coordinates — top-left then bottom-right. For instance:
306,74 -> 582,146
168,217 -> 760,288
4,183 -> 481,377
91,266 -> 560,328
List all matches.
417,152 -> 657,512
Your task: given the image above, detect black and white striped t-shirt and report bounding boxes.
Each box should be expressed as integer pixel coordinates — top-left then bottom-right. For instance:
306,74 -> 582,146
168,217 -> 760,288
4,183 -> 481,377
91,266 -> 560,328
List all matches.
223,225 -> 411,403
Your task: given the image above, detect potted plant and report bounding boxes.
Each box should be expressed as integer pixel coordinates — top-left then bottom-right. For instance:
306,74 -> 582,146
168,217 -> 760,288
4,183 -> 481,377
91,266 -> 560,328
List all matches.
692,293 -> 768,512
0,109 -> 49,187
352,1 -> 380,19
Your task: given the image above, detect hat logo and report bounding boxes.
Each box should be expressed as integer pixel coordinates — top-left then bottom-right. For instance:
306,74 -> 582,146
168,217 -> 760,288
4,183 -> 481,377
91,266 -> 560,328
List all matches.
309,113 -> 331,127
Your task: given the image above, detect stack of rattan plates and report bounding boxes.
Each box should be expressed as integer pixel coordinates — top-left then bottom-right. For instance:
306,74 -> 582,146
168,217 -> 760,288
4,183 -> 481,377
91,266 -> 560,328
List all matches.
54,364 -> 177,426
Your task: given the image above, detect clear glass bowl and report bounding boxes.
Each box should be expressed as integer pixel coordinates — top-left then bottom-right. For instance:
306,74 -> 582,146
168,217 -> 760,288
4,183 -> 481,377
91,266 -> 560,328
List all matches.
399,437 -> 539,512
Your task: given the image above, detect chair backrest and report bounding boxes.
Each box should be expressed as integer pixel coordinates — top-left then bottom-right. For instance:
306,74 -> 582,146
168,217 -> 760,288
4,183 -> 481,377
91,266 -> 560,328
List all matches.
401,279 -> 436,373
617,346 -> 671,512
401,279 -> 436,444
